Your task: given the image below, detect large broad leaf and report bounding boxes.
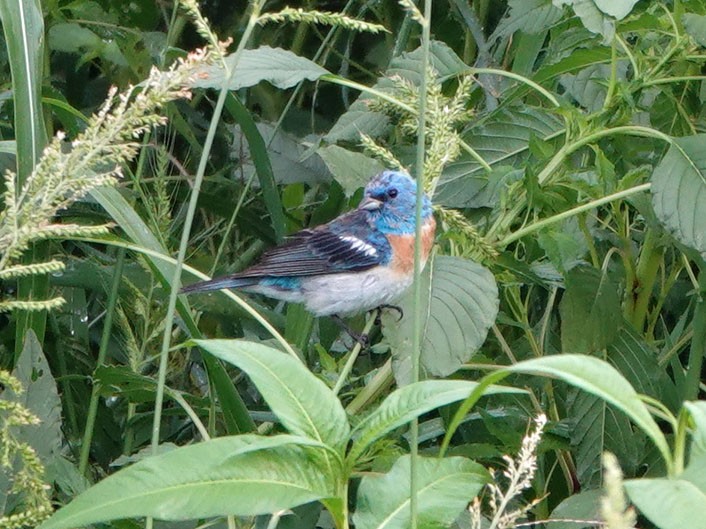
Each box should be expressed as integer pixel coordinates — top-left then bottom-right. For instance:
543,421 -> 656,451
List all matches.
608,326 -> 679,410
559,266 -> 621,353
194,340 -> 350,454
231,122 -> 330,186
569,391 -> 644,487
352,455 -> 489,529
651,135 -> 706,259
37,435 -> 335,529
192,46 -> 330,90
326,41 -> 468,143
1,331 -> 62,511
382,255 -> 498,381
6,330 -> 62,461
348,380 -> 523,463
435,108 -> 564,207
625,478 -> 706,529
447,354 -> 671,466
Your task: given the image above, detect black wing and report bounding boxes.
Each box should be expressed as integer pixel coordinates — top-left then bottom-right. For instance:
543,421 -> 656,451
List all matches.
234,209 -> 390,278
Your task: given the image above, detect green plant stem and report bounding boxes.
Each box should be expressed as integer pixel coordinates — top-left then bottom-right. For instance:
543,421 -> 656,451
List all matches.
628,229 -> 663,331
151,0 -> 267,455
79,248 -> 125,475
603,37 -> 618,109
332,312 -> 377,395
469,67 -> 560,108
498,184 -> 651,247
684,266 -> 706,401
410,2 -> 432,527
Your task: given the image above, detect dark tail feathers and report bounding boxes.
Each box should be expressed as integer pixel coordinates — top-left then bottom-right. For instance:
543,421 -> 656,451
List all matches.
180,275 -> 257,294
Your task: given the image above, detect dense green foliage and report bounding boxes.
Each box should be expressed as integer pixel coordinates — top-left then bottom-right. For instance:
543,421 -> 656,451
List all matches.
2,0 -> 706,528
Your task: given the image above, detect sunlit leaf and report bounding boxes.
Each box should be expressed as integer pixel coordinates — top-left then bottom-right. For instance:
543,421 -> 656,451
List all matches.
353,455 -> 489,529
38,435 -> 335,529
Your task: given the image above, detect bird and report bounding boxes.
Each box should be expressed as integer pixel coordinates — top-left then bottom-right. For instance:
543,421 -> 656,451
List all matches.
181,170 -> 436,330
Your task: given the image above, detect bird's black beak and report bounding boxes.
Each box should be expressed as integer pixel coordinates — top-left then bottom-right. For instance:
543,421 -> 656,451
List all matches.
359,196 -> 383,211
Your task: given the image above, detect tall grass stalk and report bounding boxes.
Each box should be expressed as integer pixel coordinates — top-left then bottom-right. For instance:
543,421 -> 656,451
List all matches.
410,0 -> 433,527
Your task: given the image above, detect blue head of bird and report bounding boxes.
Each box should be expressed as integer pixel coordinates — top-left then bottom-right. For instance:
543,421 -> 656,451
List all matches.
359,170 -> 432,234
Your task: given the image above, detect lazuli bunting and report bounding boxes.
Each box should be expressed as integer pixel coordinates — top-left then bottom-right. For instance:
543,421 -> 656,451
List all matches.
182,170 -> 436,319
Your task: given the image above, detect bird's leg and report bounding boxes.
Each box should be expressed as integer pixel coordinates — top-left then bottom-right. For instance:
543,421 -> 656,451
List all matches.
331,315 -> 369,348
374,304 -> 404,325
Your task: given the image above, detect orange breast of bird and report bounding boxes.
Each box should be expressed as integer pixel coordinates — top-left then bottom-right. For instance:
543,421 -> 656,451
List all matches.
386,216 -> 436,275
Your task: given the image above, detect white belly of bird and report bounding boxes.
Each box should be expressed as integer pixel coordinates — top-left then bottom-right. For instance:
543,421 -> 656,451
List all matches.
302,267 -> 413,317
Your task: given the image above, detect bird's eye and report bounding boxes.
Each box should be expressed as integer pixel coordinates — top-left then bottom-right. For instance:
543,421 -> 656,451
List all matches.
387,188 -> 398,199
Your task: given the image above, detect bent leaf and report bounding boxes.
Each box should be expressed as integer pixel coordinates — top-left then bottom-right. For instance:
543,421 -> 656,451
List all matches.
353,455 -> 489,529
194,339 -> 350,453
383,255 -> 498,381
38,435 -> 335,529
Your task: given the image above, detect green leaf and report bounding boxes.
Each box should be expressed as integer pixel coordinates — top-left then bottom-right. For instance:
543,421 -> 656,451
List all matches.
38,435 -> 335,529
383,255 -> 498,380
492,0 -> 564,38
505,355 -> 671,465
0,0 -> 46,179
548,489 -> 602,529
608,326 -> 679,410
348,380 -> 523,463
683,14 -> 706,47
559,267 -> 621,353
570,391 -> 644,487
352,455 -> 489,529
226,95 -> 286,242
194,340 -> 350,453
233,121 -> 330,185
593,0 -> 640,19
7,331 -> 62,462
317,145 -> 384,196
555,0 -> 615,39
685,402 -> 706,460
192,46 -> 330,90
651,135 -> 706,258
625,478 -> 706,529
